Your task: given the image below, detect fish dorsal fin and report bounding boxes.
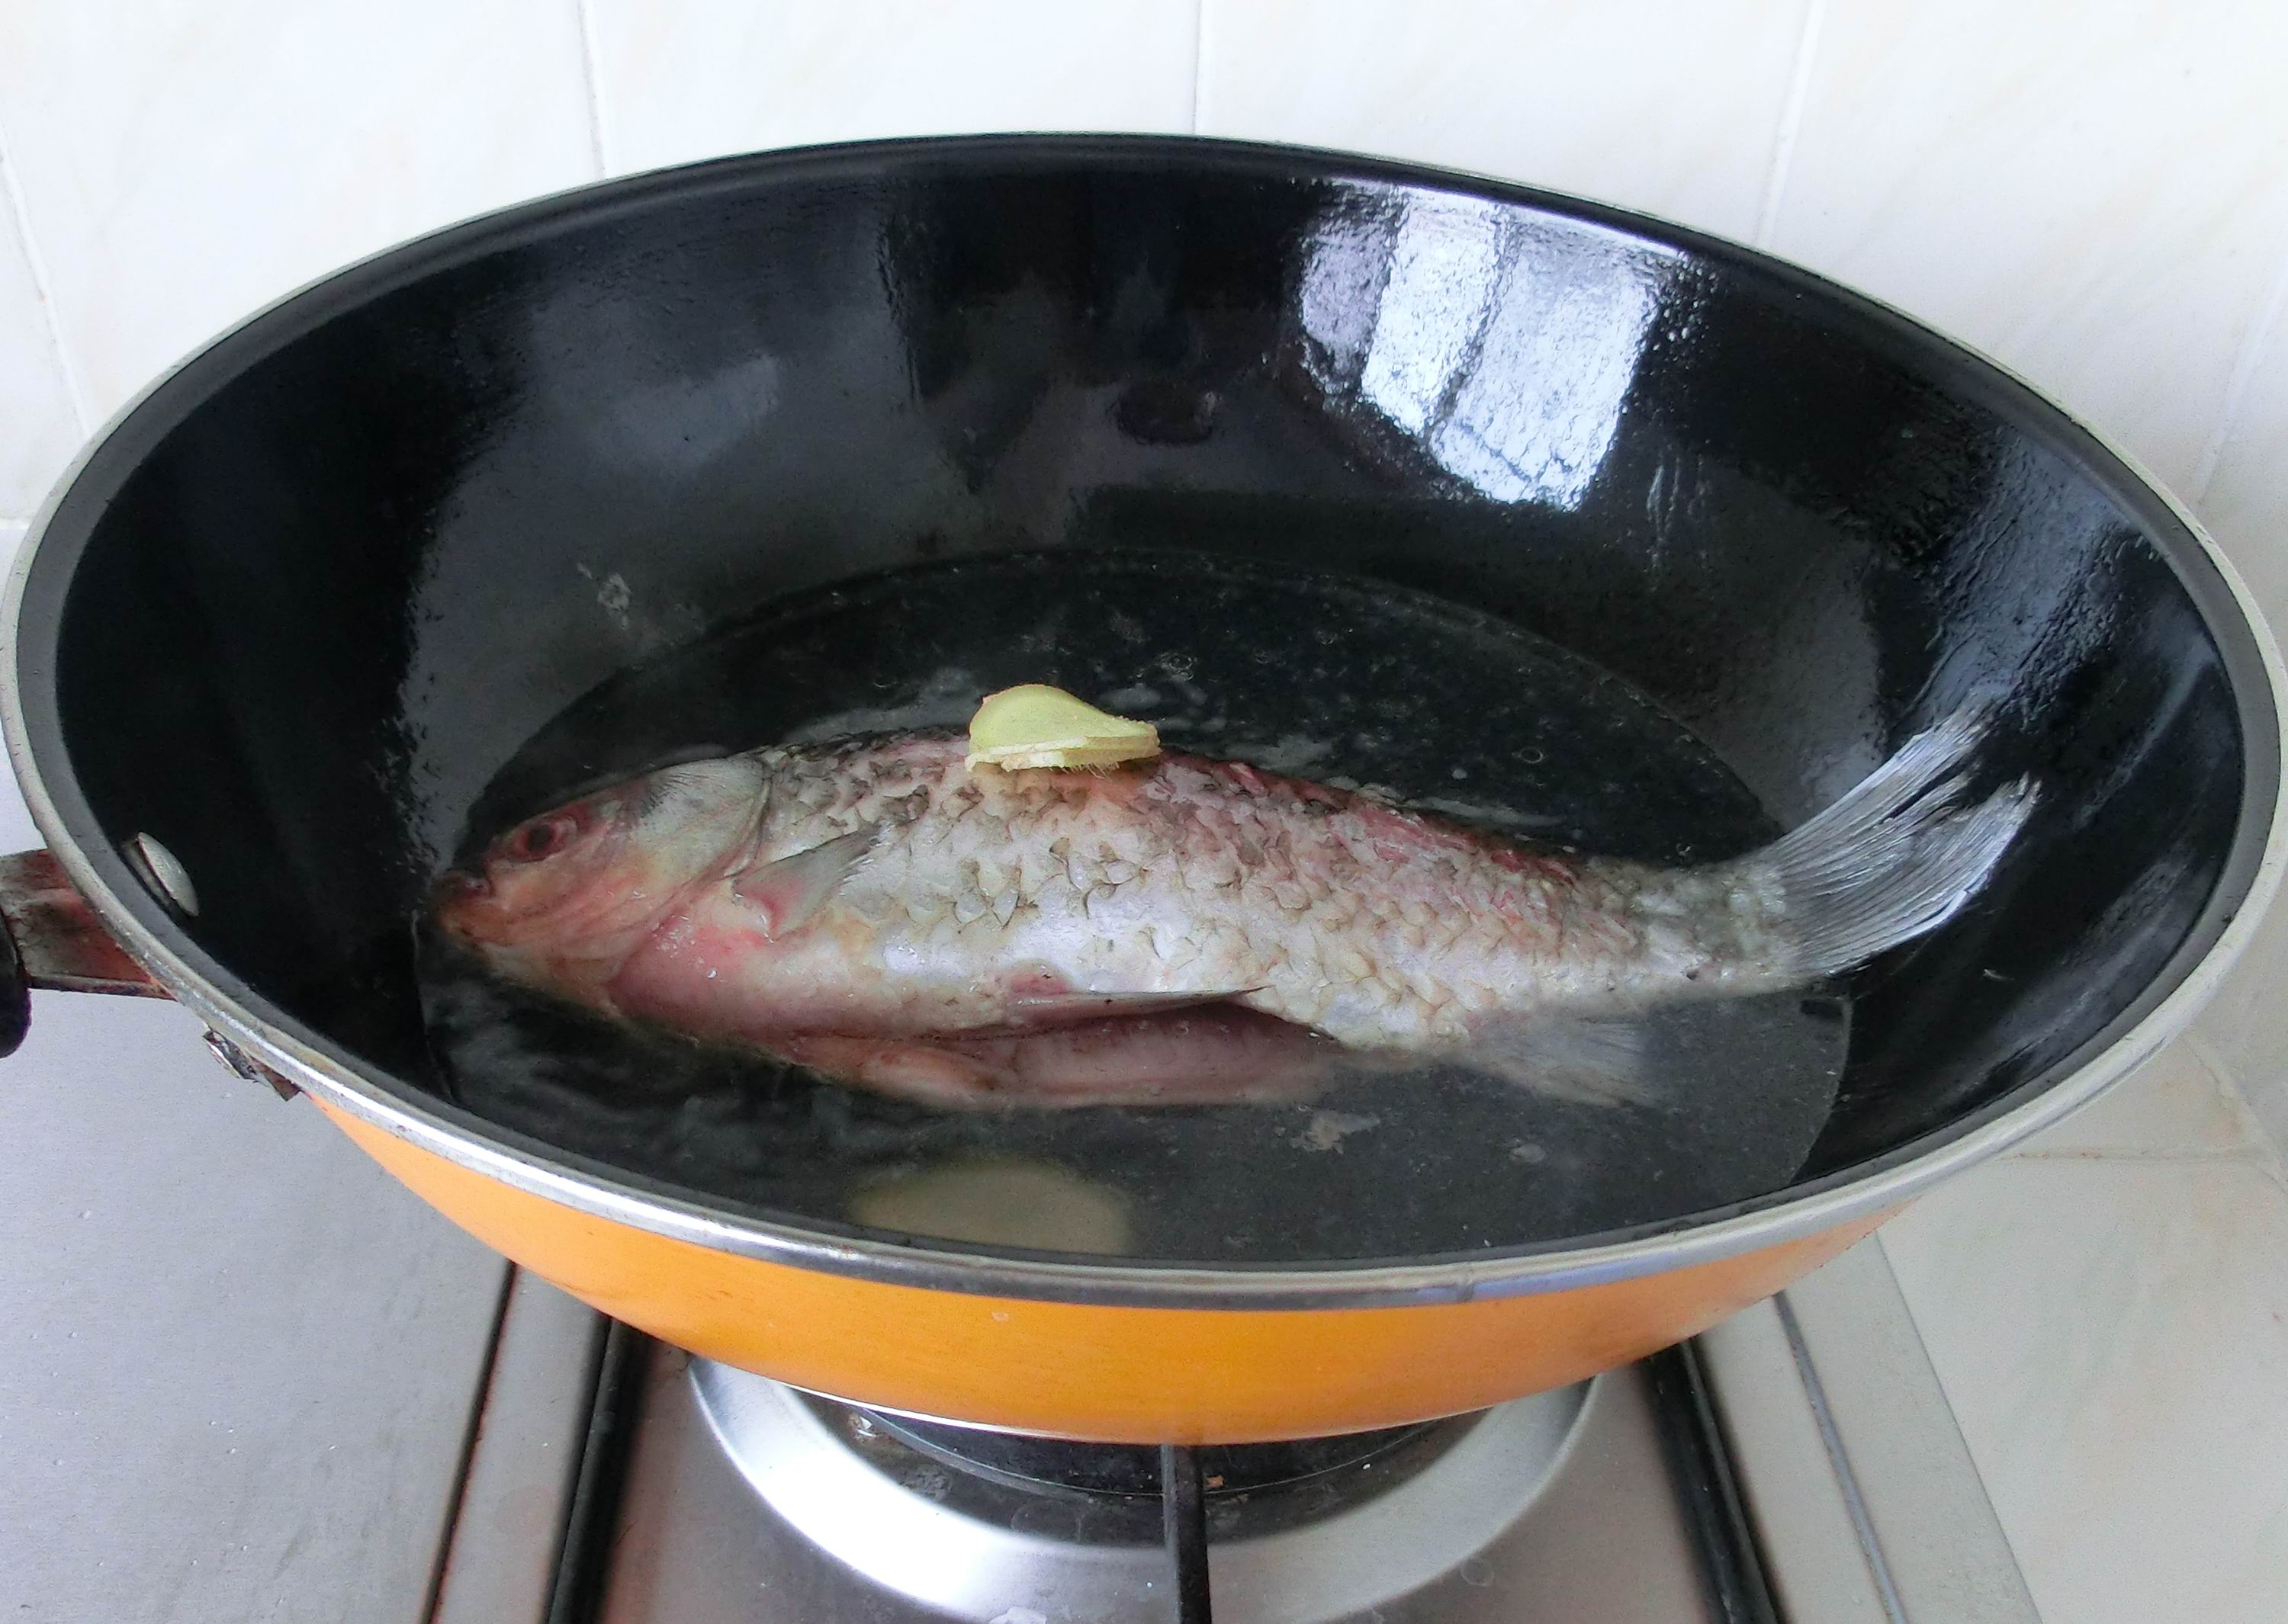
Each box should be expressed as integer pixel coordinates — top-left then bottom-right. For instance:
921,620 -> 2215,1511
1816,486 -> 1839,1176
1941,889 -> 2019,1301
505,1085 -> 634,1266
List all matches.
730,825 -> 880,939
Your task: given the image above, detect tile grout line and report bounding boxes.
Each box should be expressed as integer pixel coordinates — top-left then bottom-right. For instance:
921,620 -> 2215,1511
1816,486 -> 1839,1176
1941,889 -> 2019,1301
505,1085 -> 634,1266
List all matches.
2190,235 -> 2288,505
419,1263 -> 521,1624
2012,1145 -> 2274,1165
1754,0 -> 1827,250
0,97 -> 93,440
1191,0 -> 1212,134
2180,1026 -> 2288,1190
570,0 -> 612,179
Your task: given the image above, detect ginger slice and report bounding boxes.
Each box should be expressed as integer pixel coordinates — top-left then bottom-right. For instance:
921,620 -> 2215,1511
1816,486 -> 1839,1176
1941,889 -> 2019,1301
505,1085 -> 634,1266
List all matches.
966,683 -> 1161,772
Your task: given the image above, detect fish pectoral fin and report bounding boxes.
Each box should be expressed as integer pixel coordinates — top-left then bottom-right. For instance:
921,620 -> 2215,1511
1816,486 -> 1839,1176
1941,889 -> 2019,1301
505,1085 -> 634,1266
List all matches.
729,825 -> 880,939
763,1034 -> 1009,1109
999,987 -> 1266,1028
1465,1016 -> 1653,1108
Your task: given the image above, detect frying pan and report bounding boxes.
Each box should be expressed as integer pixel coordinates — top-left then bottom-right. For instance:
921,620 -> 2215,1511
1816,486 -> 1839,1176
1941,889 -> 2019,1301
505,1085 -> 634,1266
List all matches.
2,136 -> 2280,1443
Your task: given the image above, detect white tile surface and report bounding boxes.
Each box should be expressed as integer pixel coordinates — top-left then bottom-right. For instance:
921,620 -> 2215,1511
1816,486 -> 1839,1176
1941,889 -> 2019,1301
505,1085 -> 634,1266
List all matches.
2190,285 -> 2288,1154
2023,1036 -> 2268,1159
2194,898 -> 2288,1157
0,156 -> 80,520
2196,255 -> 2288,620
0,993 -> 509,1624
1766,0 -> 2288,498
1197,0 -> 1814,241
0,525 -> 27,853
1884,1154 -> 2288,1624
583,0 -> 1198,177
0,2 -> 597,422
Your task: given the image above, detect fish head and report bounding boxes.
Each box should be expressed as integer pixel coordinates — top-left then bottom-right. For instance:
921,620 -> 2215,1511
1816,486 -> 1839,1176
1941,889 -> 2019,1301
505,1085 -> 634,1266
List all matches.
433,757 -> 767,1000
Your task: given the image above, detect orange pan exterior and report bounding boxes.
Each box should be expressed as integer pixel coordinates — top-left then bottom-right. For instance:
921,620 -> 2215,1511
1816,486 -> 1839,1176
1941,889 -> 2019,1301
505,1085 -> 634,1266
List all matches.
326,1102 -> 1889,1443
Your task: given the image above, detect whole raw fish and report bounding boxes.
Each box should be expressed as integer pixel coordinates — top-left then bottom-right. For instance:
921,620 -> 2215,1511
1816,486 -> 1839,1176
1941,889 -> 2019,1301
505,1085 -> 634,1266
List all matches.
435,711 -> 2030,1107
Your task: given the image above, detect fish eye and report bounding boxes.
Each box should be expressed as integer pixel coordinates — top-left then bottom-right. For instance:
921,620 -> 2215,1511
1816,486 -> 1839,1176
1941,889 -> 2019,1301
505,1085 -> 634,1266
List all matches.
503,813 -> 580,864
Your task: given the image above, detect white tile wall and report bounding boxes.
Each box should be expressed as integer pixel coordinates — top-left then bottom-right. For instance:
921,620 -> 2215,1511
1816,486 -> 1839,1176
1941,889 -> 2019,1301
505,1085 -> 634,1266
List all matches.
3,11 -> 2288,1622
583,0 -> 1198,177
0,523 -> 30,852
2025,1033 -> 2270,1158
2200,284 -> 2288,634
0,2 -> 597,433
0,153 -> 82,522
1197,0 -> 1814,242
2194,288 -> 2288,1147
1766,0 -> 2288,500
2199,903 -> 2288,1154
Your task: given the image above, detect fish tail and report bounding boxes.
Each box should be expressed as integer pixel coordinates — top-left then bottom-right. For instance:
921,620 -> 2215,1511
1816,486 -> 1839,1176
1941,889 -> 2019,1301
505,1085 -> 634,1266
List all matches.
1746,706 -> 2035,979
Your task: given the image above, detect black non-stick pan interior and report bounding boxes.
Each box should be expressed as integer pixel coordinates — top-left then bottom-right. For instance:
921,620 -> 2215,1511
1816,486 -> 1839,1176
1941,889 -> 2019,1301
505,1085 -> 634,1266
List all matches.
14,137 -> 2274,1262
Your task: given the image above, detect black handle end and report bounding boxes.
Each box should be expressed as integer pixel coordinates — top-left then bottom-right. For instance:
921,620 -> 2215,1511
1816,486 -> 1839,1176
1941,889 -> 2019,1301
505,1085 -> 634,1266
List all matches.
0,909 -> 29,1058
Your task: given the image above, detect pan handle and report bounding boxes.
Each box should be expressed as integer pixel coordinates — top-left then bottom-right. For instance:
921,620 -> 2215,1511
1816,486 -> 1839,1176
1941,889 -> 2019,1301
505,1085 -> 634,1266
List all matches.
0,848 -> 170,1056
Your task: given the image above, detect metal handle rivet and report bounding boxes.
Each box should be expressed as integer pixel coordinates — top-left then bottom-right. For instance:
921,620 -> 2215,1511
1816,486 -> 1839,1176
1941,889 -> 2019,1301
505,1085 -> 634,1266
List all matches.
124,832 -> 199,916
202,1029 -> 300,1102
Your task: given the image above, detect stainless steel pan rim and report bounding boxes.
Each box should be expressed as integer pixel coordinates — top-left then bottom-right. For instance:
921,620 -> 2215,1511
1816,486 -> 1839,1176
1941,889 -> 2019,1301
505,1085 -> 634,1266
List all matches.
7,133 -> 2283,1313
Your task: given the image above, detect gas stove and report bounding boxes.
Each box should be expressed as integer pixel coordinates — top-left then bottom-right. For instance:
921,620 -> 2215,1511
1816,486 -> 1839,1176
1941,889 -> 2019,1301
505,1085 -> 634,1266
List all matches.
421,1239 -> 2041,1624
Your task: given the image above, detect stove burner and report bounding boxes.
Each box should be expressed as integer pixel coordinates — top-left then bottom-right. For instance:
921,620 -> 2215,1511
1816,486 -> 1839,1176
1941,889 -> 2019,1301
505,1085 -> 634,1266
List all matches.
857,1408 -> 1459,1620
690,1360 -> 1594,1624
866,1410 -> 1443,1500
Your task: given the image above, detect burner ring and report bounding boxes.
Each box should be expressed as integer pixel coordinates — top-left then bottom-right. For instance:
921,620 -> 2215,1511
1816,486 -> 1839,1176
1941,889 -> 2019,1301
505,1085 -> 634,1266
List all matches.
864,1409 -> 1448,1500
691,1360 -> 1593,1624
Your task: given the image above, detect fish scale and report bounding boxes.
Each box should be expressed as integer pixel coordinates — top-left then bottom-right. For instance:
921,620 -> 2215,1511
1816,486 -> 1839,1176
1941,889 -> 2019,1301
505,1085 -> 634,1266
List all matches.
712,733 -> 1724,1048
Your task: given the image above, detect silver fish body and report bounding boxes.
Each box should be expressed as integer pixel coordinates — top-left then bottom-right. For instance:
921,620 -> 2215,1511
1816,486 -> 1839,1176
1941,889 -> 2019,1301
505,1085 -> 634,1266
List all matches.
439,714 -> 2031,1106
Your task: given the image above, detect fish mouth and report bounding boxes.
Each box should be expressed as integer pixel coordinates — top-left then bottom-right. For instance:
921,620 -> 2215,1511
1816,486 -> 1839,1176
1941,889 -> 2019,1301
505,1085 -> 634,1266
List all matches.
429,868 -> 494,938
